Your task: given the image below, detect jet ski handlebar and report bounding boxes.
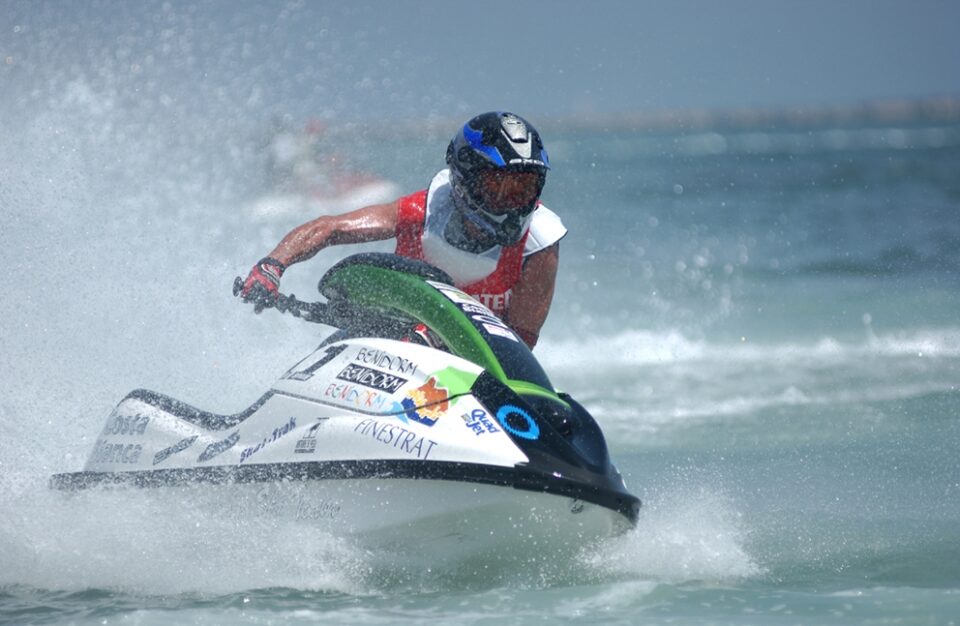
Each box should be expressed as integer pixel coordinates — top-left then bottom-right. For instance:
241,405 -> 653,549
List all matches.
232,276 -> 330,324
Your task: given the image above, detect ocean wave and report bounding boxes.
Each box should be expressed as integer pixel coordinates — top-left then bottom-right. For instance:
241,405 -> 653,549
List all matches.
791,245 -> 960,277
540,327 -> 960,440
0,480 -> 370,596
583,486 -> 762,583
559,125 -> 960,161
540,326 -> 960,369
593,382 -> 957,429
673,125 -> 960,157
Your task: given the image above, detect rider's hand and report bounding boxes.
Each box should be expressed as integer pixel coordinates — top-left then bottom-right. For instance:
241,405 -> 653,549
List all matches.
239,257 -> 285,313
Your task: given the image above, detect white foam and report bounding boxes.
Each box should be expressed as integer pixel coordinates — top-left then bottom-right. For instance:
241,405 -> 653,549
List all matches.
538,326 -> 960,442
0,480 -> 370,595
583,486 -> 762,583
540,326 -> 960,370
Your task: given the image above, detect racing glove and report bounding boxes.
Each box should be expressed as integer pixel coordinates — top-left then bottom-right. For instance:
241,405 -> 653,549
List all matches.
239,257 -> 285,313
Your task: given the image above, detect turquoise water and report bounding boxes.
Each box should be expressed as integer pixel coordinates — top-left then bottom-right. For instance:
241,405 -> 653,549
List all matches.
3,12 -> 960,621
3,119 -> 959,624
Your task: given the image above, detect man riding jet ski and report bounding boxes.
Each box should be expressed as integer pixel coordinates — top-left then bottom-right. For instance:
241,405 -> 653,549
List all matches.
239,111 -> 566,350
51,253 -> 639,563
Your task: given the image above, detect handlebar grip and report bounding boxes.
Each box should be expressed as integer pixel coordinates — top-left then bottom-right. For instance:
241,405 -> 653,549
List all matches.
234,274 -> 329,324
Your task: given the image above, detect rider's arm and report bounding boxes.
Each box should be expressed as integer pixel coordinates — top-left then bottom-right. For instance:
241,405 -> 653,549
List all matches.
268,200 -> 400,267
503,243 -> 560,349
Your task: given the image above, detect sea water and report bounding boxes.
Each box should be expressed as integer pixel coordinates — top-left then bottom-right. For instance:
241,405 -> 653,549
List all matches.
3,35 -> 960,626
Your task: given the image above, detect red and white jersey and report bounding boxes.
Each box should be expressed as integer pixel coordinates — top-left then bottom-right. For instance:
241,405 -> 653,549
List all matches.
395,169 -> 566,317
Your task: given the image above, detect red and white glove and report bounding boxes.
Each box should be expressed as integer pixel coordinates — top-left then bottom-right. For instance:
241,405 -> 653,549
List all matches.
239,257 -> 285,313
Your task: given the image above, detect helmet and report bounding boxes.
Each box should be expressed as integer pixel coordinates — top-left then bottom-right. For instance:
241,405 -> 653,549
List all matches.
446,112 -> 550,247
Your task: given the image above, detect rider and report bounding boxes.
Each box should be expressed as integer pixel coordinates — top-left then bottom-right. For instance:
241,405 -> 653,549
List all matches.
239,111 -> 566,349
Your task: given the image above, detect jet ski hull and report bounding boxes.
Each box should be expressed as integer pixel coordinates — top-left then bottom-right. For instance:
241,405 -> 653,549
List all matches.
50,473 -> 630,570
50,254 -> 641,566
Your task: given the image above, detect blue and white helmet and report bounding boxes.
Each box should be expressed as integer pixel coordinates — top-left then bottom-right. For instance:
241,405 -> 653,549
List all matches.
446,112 -> 550,246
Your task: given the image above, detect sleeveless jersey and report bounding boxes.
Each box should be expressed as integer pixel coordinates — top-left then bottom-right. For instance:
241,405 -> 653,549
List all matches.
394,169 -> 566,317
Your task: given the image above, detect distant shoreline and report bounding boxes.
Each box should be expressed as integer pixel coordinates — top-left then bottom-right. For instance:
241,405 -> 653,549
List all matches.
330,96 -> 960,137
542,95 -> 960,133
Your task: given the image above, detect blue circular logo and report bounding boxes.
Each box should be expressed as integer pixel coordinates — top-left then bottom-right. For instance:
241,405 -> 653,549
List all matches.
496,405 -> 540,440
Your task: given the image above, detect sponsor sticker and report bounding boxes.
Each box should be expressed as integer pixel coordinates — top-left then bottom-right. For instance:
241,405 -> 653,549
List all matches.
106,414 -> 150,436
461,408 -> 500,436
336,364 -> 407,393
428,283 -> 519,342
240,417 -> 296,463
483,323 -> 518,340
152,435 -> 198,466
294,496 -> 341,521
323,382 -> 388,410
354,418 -> 438,459
255,488 -> 341,520
91,441 -> 143,465
294,418 -> 328,454
355,347 -> 417,376
428,282 -> 475,305
198,431 -> 240,463
399,377 -> 449,426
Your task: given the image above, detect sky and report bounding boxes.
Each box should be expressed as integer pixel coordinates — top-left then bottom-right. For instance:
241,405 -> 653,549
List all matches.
3,0 -> 960,123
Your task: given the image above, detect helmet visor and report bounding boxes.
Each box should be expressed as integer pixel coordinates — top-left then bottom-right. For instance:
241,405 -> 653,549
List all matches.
475,170 -> 544,215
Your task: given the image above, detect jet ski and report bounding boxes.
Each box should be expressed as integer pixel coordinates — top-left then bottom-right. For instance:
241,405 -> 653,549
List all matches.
51,253 -> 640,564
